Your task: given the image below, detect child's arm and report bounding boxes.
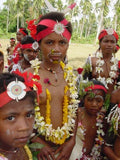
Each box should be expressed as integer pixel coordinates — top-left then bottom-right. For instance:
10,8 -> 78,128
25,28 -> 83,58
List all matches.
103,145 -> 120,160
55,114 -> 78,160
31,135 -> 56,160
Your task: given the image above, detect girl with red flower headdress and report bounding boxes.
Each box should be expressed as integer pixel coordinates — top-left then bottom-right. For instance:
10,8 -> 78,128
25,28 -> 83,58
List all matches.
82,28 -> 119,94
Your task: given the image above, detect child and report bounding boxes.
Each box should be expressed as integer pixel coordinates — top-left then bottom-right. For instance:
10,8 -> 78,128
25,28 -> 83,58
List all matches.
7,38 -> 16,65
7,38 -> 16,56
10,36 -> 39,72
70,80 -> 107,160
20,35 -> 39,71
103,87 -> 120,159
0,71 -> 42,160
0,50 -> 4,73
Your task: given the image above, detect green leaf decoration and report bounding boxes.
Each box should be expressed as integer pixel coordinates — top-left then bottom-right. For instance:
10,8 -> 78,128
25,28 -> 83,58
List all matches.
29,142 -> 44,149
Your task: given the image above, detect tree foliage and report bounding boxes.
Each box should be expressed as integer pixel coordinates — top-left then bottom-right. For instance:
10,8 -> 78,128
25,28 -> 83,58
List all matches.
0,0 -> 120,44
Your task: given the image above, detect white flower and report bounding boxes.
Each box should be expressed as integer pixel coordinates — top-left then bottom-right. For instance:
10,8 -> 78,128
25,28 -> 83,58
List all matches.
7,79 -> 27,101
32,41 -> 39,50
106,77 -> 113,84
53,22 -> 65,35
109,71 -> 116,78
106,28 -> 114,35
96,67 -> 103,73
96,59 -> 104,66
111,64 -> 117,71
30,58 -> 41,68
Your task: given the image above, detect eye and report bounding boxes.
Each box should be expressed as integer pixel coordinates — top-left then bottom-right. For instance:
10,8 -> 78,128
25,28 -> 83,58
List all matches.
87,97 -> 93,102
26,112 -> 35,118
7,116 -> 15,121
46,40 -> 53,45
59,40 -> 67,45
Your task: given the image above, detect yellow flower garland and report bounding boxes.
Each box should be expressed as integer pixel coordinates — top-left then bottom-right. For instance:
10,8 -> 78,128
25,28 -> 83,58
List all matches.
24,145 -> 33,160
33,60 -> 79,144
0,145 -> 32,160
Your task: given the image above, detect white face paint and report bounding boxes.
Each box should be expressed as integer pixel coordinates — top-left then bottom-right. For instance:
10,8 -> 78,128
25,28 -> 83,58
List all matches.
23,54 -> 29,61
6,129 -> 11,135
48,51 -> 62,63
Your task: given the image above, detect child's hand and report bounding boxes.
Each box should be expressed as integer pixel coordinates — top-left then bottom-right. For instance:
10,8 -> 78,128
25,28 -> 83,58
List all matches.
37,145 -> 55,160
55,138 -> 75,160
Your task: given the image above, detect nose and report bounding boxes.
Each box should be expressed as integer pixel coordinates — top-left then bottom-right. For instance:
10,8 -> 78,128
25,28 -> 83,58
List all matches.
54,44 -> 60,52
18,118 -> 29,132
92,99 -> 98,108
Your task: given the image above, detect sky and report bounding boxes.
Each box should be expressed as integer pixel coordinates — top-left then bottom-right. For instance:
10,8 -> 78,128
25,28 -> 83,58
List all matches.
0,0 -> 6,9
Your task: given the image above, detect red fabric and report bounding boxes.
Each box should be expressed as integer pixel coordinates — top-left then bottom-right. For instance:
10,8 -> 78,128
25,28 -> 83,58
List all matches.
98,29 -> 119,41
36,19 -> 71,41
0,87 -> 31,108
85,85 -> 107,93
13,42 -> 21,54
21,43 -> 32,49
18,28 -> 27,36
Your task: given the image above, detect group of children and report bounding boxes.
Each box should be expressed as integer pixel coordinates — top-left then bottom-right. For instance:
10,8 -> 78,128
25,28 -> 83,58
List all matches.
0,15 -> 119,160
0,71 -> 119,160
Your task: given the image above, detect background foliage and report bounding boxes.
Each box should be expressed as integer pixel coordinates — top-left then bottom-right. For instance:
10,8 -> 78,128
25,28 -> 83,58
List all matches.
0,0 -> 120,44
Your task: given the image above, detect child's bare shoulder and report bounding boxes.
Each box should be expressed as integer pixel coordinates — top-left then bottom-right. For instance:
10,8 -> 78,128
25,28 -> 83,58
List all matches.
78,107 -> 85,122
111,88 -> 120,103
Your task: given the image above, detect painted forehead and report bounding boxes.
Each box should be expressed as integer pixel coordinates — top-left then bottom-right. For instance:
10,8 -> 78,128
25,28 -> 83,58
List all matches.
86,89 -> 104,97
102,34 -> 116,41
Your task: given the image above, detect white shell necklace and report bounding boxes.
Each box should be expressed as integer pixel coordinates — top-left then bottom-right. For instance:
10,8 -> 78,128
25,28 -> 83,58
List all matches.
95,51 -> 118,89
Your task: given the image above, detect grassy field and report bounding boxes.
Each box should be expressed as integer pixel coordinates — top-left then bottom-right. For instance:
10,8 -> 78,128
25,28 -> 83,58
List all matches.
0,39 -> 120,69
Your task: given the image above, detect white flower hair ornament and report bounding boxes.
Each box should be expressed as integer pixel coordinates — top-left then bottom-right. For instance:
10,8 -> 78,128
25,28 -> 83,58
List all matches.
0,70 -> 42,108
32,41 -> 39,50
7,79 -> 28,101
21,41 -> 39,50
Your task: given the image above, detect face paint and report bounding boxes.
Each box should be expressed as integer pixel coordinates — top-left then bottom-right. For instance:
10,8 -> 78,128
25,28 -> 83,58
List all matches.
48,51 -> 62,63
6,129 -> 10,135
23,54 -> 29,61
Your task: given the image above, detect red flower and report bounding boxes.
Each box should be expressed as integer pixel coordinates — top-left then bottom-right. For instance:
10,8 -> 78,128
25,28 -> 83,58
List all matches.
118,104 -> 120,108
13,54 -> 20,64
77,67 -> 83,74
26,19 -> 37,40
118,61 -> 120,69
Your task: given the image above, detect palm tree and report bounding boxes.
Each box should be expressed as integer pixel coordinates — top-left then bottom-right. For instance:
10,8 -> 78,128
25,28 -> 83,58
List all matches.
95,0 -> 110,44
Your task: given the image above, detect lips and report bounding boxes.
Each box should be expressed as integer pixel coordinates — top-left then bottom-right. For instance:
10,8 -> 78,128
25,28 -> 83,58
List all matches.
15,136 -> 30,143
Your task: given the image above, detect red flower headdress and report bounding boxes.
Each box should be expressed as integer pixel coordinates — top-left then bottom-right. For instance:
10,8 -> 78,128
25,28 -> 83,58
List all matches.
13,70 -> 42,103
0,70 -> 42,107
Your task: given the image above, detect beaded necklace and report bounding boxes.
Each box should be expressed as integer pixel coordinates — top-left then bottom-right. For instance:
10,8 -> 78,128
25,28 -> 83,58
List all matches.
95,51 -> 118,89
32,60 -> 79,144
0,145 -> 32,160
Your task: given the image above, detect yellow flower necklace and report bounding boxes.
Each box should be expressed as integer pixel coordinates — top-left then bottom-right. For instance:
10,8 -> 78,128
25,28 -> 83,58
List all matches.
0,145 -> 33,160
33,61 -> 79,144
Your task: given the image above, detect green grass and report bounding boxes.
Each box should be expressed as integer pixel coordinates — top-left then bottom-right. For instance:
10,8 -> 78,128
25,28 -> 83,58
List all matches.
0,39 -> 120,69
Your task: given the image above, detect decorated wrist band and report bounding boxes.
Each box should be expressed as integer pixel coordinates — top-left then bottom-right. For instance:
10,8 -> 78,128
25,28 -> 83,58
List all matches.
0,79 -> 31,107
